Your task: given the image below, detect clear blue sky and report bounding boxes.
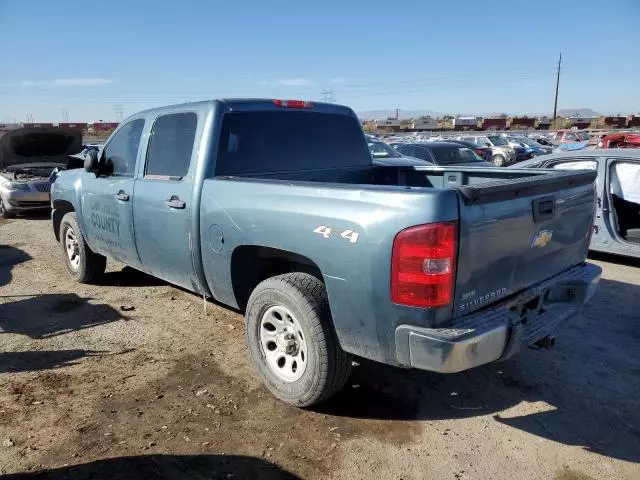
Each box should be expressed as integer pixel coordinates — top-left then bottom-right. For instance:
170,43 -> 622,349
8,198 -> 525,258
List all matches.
1,0 -> 639,122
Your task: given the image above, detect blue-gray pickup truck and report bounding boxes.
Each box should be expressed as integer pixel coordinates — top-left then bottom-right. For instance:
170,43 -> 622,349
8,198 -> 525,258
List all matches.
50,99 -> 601,406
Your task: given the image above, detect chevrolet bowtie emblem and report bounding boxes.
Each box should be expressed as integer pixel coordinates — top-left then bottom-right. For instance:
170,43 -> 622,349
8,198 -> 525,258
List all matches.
531,230 -> 553,248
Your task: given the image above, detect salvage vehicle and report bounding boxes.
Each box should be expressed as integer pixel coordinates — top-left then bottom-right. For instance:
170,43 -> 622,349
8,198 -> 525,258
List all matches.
393,142 -> 493,166
505,136 -> 553,157
51,99 -> 601,406
443,139 -> 493,162
552,130 -> 590,151
457,135 -> 517,166
365,135 -> 430,165
0,126 -> 82,218
513,149 -> 640,258
0,162 -> 61,218
598,133 -> 640,149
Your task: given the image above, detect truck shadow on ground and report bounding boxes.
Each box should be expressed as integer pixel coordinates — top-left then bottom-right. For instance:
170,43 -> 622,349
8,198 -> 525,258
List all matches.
316,277 -> 640,463
0,244 -> 32,287
98,266 -> 165,288
1,454 -> 300,480
0,349 -> 103,374
0,293 -> 125,339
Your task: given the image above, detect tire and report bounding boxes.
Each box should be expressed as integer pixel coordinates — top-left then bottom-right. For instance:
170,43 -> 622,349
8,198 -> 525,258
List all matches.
245,273 -> 352,407
0,197 -> 14,219
492,154 -> 506,167
59,212 -> 106,283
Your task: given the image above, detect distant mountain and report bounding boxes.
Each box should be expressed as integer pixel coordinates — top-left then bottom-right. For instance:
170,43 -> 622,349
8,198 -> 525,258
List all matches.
356,109 -> 444,120
556,108 -> 600,117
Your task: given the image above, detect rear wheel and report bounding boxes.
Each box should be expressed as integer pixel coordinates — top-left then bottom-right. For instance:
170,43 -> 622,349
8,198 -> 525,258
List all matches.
245,273 -> 352,407
59,212 -> 106,283
492,154 -> 506,167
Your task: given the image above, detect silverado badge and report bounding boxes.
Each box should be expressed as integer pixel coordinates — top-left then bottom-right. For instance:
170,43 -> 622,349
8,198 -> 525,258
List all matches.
531,229 -> 553,248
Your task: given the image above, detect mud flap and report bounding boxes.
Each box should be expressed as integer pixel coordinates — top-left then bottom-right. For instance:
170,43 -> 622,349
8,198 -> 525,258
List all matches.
498,322 -> 523,361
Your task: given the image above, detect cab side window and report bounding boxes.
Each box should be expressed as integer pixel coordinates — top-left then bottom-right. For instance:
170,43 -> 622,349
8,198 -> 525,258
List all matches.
145,112 -> 198,178
102,119 -> 145,176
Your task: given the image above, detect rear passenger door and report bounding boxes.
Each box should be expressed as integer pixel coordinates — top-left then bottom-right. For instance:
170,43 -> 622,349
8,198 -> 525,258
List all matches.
132,112 -> 199,289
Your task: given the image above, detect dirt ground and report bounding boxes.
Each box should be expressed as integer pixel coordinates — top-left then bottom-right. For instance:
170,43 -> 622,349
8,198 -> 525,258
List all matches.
1,215 -> 639,480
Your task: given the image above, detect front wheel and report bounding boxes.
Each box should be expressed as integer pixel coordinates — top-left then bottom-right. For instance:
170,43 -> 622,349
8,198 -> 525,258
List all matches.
59,212 -> 106,283
492,154 -> 506,167
245,273 -> 352,407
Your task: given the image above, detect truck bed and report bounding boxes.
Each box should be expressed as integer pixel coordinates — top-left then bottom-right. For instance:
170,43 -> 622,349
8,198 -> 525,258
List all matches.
219,164 -> 595,204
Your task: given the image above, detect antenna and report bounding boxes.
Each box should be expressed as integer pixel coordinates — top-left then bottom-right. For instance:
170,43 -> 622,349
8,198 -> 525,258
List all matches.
552,53 -> 562,125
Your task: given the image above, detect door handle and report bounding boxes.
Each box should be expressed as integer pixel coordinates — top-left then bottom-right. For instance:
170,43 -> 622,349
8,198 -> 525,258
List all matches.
115,191 -> 129,201
165,196 -> 186,209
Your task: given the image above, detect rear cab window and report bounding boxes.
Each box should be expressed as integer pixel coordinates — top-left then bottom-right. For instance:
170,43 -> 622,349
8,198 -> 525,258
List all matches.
215,111 -> 370,175
145,112 -> 198,179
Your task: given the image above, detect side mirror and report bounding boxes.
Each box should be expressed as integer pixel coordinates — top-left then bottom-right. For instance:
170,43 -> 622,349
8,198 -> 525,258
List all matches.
84,149 -> 100,174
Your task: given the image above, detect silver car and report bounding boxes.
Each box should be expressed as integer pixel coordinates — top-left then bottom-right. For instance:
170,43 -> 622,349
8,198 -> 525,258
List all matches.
0,162 -> 61,218
458,135 -> 517,166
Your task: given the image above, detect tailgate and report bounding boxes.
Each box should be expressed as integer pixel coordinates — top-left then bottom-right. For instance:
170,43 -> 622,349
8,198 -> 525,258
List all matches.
453,170 -> 596,318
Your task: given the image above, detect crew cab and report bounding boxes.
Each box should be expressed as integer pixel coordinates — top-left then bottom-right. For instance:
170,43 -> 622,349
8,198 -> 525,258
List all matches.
51,99 -> 601,407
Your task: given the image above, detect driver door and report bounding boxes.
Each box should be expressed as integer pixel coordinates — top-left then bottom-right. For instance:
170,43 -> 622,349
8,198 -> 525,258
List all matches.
80,119 -> 145,267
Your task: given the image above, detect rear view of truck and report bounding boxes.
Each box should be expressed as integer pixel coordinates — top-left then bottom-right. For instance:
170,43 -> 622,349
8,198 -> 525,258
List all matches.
194,99 -> 602,407
393,168 -> 600,374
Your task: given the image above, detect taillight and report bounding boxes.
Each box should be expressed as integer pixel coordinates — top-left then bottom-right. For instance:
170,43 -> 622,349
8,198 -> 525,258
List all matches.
273,99 -> 313,109
391,222 -> 457,308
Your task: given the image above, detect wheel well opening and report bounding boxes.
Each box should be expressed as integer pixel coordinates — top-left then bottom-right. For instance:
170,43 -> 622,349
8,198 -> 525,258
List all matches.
230,246 -> 323,311
52,200 -> 75,241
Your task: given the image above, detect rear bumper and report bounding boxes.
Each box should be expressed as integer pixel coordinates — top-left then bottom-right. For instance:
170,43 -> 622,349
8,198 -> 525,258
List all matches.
394,263 -> 601,373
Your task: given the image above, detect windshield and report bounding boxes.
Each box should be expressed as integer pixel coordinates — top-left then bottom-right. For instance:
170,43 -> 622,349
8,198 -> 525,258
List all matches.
429,146 -> 484,164
368,141 -> 401,158
488,135 -> 508,146
216,111 -> 372,175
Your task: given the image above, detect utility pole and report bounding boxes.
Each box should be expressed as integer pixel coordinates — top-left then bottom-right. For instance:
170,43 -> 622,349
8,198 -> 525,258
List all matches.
552,53 -> 562,125
395,108 -> 399,120
62,109 -> 69,122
